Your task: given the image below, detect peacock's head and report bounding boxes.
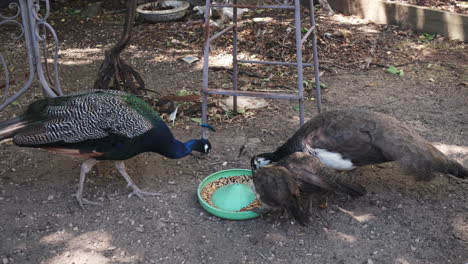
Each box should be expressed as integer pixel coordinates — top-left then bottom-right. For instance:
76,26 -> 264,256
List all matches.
195,123 -> 215,154
193,138 -> 211,154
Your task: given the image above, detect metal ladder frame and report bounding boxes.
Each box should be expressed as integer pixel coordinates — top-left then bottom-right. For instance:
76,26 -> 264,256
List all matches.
0,0 -> 62,111
200,0 -> 322,138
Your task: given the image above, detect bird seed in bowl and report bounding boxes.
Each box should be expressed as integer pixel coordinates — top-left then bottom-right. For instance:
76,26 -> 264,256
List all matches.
200,175 -> 261,211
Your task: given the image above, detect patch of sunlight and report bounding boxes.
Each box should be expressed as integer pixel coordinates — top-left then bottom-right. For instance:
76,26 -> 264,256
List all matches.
445,11 -> 465,41
66,231 -> 113,251
40,230 -> 138,264
194,52 -> 251,70
47,249 -> 110,264
210,53 -> 235,67
54,48 -> 103,65
395,257 -> 411,264
452,214 -> 468,242
433,143 -> 468,160
323,228 -> 357,243
338,207 -> 376,223
148,49 -> 197,63
331,13 -> 369,25
40,230 -> 74,244
416,7 -> 425,30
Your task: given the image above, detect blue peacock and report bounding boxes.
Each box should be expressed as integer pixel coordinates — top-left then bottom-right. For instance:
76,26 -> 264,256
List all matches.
0,89 -> 213,209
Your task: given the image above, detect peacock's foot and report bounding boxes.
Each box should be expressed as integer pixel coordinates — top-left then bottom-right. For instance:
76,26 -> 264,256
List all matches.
72,193 -> 103,209
127,183 -> 161,200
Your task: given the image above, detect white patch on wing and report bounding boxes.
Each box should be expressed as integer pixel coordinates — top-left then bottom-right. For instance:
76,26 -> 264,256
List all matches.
204,144 -> 209,153
311,148 -> 355,171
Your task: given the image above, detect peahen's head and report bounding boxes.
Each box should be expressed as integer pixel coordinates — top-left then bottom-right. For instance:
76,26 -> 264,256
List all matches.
251,165 -> 310,225
251,153 -> 278,173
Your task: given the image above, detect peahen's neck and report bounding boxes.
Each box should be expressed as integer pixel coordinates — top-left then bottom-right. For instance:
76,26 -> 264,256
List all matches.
273,135 -> 303,160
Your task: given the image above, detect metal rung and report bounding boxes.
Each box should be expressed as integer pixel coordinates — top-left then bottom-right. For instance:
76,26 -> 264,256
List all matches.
301,25 -> 316,44
201,0 -> 322,139
205,89 -> 301,100
210,4 -> 295,9
208,25 -> 234,43
238,60 -> 315,67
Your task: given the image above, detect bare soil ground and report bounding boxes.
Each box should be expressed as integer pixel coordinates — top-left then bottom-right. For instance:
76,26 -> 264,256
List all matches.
0,4 -> 467,264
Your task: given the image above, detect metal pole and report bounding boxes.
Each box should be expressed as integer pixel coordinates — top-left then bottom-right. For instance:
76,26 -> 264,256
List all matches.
232,0 -> 238,113
201,0 -> 212,139
0,0 -> 35,110
293,0 -> 305,125
0,0 -> 62,111
199,0 -> 322,129
309,0 -> 321,113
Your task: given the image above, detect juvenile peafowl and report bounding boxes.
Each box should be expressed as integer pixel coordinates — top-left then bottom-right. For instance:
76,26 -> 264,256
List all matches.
252,109 -> 467,189
252,152 -> 366,225
0,89 -> 213,209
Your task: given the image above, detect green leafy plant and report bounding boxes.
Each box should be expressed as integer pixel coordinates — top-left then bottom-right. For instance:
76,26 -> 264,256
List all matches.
319,82 -> 328,89
386,65 -> 404,76
176,88 -> 191,96
418,33 -> 435,43
66,8 -> 81,16
191,117 -> 202,124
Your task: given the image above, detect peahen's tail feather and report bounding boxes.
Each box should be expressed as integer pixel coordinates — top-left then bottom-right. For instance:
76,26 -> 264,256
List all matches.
398,147 -> 468,180
0,116 -> 26,142
334,179 -> 367,197
445,159 -> 468,179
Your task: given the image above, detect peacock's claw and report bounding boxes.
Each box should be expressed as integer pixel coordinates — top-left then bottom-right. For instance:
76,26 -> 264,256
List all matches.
127,184 -> 161,200
115,161 -> 160,201
72,193 -> 103,210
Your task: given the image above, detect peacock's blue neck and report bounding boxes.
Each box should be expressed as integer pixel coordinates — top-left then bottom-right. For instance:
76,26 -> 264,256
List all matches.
162,139 -> 199,159
144,123 -> 202,159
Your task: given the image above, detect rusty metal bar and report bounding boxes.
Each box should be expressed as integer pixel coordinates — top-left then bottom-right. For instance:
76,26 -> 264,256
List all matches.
309,0 -> 322,113
206,89 -> 301,100
210,4 -> 295,9
232,0 -> 238,113
208,24 -> 234,43
1,0 -> 62,111
293,0 -> 305,125
0,55 -> 10,104
1,0 -> 36,110
201,0 -> 211,139
200,0 -> 322,133
300,25 -> 315,44
238,59 -> 314,67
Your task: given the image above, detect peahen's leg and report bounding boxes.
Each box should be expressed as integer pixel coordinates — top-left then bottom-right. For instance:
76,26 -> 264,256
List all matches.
73,158 -> 103,209
114,161 -> 161,199
347,169 -> 361,183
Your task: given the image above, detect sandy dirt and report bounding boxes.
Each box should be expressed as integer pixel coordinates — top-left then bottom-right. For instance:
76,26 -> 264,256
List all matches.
0,2 -> 467,264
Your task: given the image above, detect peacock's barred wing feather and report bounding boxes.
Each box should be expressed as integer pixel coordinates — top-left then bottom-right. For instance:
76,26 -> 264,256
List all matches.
14,90 -> 161,145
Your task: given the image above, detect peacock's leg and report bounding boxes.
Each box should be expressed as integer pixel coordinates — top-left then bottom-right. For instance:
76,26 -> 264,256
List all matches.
114,161 -> 161,199
73,158 -> 103,209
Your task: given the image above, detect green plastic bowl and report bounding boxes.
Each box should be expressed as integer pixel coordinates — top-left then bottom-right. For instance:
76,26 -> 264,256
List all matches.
197,169 -> 259,220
